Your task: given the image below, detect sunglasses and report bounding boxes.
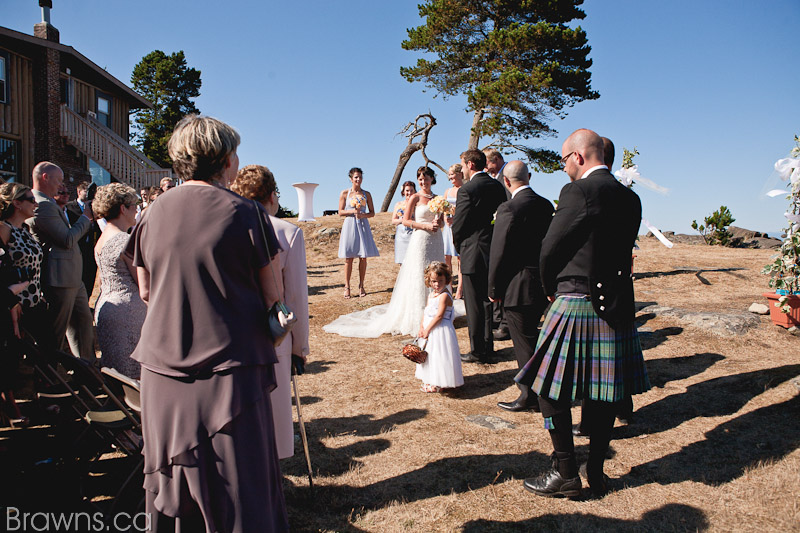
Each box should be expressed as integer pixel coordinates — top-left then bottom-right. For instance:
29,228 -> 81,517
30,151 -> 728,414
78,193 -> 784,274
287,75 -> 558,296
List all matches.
19,195 -> 37,203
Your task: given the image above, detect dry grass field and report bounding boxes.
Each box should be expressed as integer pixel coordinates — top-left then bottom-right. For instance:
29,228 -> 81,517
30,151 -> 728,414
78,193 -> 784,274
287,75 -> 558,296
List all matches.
279,212 -> 799,532
1,211 -> 797,532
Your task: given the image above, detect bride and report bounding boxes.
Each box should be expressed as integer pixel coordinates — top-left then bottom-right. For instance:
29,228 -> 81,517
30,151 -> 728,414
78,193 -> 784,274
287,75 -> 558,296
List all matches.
324,166 -> 447,338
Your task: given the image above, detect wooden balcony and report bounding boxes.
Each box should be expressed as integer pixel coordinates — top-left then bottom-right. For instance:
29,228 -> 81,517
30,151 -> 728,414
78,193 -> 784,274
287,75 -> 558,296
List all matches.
59,104 -> 171,190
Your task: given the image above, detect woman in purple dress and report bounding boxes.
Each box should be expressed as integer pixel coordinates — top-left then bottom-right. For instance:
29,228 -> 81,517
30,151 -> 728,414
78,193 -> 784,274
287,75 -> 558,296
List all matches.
128,115 -> 288,532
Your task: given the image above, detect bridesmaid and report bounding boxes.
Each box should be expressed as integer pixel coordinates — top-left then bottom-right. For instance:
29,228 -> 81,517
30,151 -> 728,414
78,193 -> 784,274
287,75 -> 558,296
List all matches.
391,180 -> 416,264
442,164 -> 464,299
337,167 -> 379,298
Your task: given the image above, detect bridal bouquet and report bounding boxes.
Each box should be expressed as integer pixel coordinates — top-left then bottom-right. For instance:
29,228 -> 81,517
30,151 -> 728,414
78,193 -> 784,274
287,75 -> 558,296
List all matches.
427,196 -> 452,228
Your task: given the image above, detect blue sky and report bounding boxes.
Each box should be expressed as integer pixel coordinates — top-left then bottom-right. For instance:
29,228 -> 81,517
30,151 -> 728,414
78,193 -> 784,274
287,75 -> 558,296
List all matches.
4,0 -> 799,235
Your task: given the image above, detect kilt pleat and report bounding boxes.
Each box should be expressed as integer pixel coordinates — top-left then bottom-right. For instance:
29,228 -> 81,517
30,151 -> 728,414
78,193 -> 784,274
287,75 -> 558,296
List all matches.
515,294 -> 650,402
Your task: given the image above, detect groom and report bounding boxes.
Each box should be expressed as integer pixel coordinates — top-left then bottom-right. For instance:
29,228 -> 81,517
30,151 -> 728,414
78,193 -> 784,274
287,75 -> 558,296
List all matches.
452,149 -> 507,363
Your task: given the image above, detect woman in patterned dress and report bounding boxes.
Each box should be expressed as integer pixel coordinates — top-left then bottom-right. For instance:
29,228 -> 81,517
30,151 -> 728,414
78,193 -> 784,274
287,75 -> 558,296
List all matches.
92,183 -> 145,379
337,167 -> 379,298
0,183 -> 51,426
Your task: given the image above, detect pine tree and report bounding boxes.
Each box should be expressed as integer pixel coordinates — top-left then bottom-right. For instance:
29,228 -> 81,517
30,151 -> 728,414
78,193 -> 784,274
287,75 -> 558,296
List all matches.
131,50 -> 201,167
401,0 -> 598,170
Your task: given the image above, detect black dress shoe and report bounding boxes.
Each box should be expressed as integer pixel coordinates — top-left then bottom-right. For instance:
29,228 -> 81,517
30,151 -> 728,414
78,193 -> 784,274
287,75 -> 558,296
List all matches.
492,326 -> 511,341
460,353 -> 484,363
498,398 -> 541,412
523,469 -> 581,498
572,424 -> 589,438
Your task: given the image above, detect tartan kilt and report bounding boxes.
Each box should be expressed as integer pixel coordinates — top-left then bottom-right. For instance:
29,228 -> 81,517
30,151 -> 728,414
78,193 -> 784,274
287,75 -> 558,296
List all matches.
515,294 -> 650,403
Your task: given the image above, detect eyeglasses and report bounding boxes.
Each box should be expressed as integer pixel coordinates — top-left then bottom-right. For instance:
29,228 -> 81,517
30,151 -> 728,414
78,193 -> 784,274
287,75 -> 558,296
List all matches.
19,195 -> 37,203
560,151 -> 575,168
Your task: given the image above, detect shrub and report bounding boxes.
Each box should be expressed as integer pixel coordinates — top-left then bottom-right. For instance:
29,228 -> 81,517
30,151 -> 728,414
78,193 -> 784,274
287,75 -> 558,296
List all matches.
691,206 -> 735,246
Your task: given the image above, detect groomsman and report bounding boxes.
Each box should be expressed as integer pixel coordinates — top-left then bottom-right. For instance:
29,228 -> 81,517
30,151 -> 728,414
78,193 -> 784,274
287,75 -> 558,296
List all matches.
483,148 -> 512,340
488,161 -> 554,412
452,149 -> 507,363
66,181 -> 101,299
515,129 -> 649,498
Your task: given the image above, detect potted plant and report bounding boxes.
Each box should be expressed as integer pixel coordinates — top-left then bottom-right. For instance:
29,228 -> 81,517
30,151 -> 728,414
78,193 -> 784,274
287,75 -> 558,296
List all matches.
762,135 -> 800,328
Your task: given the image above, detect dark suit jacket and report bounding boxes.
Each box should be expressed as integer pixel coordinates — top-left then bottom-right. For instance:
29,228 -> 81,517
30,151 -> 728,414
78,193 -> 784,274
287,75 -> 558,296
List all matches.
540,168 -> 641,328
451,172 -> 507,275
488,187 -> 554,307
65,201 -> 101,269
27,190 -> 91,288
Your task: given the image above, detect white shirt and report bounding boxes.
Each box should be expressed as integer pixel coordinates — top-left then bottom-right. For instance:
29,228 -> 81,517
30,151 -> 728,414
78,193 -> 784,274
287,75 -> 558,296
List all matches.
510,184 -> 531,199
580,165 -> 608,181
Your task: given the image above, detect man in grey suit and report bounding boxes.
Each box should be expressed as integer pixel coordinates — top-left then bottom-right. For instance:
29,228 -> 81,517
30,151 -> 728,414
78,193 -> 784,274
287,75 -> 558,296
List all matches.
27,162 -> 96,361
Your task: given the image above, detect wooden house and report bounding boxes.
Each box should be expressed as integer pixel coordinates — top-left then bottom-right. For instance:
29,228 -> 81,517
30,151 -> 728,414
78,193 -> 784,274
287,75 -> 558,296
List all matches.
0,6 -> 170,190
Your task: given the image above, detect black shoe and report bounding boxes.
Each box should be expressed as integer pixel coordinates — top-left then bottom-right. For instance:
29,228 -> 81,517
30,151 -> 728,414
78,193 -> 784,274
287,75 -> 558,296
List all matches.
492,326 -> 511,341
460,353 -> 484,363
498,397 -> 541,412
617,413 -> 633,425
579,463 -> 610,498
572,424 -> 589,438
523,469 -> 581,498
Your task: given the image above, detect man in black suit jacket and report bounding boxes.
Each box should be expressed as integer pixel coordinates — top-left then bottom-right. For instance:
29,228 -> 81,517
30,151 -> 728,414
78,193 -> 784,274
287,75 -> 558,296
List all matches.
517,129 -> 648,499
488,161 -> 554,411
65,181 -> 101,300
451,149 -> 507,363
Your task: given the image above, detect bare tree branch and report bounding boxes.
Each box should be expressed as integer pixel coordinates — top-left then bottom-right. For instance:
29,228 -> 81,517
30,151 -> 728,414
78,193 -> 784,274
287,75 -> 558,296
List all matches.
381,113 -> 442,212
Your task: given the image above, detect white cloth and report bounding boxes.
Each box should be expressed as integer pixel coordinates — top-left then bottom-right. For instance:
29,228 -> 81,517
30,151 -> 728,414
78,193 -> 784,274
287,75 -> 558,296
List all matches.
415,293 -> 463,388
580,165 -> 608,180
324,205 -> 454,337
269,216 -> 310,459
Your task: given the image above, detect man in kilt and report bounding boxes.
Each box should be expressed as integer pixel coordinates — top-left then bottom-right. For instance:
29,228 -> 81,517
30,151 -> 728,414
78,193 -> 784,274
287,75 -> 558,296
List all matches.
515,128 -> 650,498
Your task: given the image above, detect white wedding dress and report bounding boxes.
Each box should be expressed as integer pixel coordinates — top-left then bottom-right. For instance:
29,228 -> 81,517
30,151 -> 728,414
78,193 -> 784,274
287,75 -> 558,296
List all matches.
324,205 -> 454,338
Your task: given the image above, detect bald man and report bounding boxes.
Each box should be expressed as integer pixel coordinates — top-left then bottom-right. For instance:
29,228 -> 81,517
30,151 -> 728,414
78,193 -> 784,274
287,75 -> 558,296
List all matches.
27,162 -> 96,361
488,161 -> 553,412
515,129 -> 650,499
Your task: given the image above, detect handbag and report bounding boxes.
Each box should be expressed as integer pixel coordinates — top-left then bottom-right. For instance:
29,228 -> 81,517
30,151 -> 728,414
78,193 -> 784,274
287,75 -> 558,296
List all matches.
254,200 -> 297,347
402,337 -> 428,364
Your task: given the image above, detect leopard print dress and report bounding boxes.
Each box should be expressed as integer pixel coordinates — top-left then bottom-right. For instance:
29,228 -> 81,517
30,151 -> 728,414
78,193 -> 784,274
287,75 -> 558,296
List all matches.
3,222 -> 44,310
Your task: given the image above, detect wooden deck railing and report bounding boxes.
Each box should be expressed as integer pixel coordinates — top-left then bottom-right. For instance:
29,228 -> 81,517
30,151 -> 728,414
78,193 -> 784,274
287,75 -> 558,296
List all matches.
60,105 -> 171,190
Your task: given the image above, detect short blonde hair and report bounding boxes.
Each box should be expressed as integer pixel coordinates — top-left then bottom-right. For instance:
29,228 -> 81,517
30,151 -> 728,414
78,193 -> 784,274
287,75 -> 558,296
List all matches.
160,176 -> 174,187
93,183 -> 137,220
448,163 -> 462,174
168,115 -> 240,183
231,165 -> 277,205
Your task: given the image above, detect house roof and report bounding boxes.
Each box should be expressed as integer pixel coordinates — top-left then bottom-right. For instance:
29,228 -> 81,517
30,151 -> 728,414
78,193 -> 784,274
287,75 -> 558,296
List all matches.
0,25 -> 152,109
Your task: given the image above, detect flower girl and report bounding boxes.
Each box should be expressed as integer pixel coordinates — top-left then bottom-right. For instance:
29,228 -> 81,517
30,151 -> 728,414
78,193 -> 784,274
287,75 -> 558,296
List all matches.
416,262 -> 464,393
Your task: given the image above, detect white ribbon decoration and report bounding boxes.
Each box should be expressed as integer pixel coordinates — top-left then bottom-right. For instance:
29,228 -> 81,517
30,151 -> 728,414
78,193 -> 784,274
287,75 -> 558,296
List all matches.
643,218 -> 674,248
614,166 -> 670,194
775,158 -> 800,185
767,189 -> 789,197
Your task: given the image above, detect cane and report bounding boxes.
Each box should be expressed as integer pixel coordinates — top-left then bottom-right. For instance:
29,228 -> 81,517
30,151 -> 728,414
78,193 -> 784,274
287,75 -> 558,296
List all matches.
291,355 -> 314,490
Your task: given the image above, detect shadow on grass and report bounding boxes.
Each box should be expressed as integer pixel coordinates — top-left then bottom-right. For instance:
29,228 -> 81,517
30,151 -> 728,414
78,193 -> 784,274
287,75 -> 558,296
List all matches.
285,449 -> 553,532
281,409 -> 428,478
456,368 -> 519,400
304,359 -> 336,375
638,326 -> 684,351
462,503 -> 708,532
645,352 -> 725,388
628,394 -> 800,486
619,363 -> 800,438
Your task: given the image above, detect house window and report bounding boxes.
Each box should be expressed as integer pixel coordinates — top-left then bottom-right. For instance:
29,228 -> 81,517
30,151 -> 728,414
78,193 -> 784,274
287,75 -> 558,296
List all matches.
0,138 -> 19,182
96,92 -> 111,128
88,158 -> 111,186
0,51 -> 8,104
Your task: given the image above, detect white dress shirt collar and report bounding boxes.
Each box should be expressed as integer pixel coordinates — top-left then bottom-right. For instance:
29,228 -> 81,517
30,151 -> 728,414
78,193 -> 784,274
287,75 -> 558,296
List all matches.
510,184 -> 531,199
580,165 -> 608,181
